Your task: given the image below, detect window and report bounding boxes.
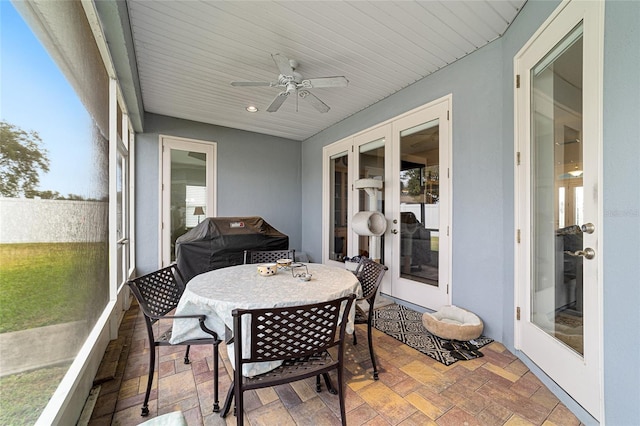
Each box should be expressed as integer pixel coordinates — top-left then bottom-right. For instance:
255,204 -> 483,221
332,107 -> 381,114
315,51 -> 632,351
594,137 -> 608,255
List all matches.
329,152 -> 349,261
0,1 -> 129,423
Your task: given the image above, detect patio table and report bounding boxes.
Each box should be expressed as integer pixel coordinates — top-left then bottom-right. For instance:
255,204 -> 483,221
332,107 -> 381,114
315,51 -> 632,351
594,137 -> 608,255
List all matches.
170,263 -> 362,377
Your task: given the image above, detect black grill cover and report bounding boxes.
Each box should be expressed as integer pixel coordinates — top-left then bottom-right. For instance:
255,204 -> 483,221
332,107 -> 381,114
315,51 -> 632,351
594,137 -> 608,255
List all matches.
176,216 -> 288,282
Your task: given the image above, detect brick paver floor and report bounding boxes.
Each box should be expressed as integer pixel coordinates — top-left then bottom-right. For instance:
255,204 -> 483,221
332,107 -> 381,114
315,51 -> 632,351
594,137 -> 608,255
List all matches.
88,300 -> 583,426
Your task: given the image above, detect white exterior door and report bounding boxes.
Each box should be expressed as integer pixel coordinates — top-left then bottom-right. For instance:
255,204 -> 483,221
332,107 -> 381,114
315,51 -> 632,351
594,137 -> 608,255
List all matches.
514,1 -> 603,420
388,97 -> 451,310
160,136 -> 216,267
323,97 -> 452,312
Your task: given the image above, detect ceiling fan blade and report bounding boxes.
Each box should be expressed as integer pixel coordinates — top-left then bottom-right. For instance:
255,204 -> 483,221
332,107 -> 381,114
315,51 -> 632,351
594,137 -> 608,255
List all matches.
299,90 -> 330,113
301,76 -> 349,89
231,81 -> 272,87
266,91 -> 289,112
271,53 -> 294,76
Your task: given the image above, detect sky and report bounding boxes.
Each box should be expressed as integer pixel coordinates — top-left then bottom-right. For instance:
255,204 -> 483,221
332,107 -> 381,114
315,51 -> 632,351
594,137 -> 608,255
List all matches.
1,1 -> 96,197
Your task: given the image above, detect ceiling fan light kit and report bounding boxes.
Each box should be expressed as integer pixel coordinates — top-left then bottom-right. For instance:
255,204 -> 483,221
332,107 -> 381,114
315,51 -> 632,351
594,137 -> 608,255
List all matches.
231,53 -> 348,113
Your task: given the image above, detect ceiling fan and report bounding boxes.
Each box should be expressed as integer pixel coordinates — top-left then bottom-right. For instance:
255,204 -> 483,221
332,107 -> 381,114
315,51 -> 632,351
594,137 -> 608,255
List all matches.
231,53 -> 348,113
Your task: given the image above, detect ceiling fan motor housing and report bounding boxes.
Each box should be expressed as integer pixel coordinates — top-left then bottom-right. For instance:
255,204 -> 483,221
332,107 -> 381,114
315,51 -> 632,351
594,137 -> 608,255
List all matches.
231,53 -> 348,113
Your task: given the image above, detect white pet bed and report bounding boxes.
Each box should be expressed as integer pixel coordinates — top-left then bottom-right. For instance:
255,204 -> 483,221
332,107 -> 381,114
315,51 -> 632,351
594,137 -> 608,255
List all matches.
422,305 -> 483,341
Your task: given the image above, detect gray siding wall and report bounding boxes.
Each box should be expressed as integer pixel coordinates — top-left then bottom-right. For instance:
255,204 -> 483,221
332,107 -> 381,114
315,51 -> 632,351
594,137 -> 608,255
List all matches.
301,8 -> 531,345
135,113 -> 302,275
601,1 -> 640,423
301,0 -> 640,424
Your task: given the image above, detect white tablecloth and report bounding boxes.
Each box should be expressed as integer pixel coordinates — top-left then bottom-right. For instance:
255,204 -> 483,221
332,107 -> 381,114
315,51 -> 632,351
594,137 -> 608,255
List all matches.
170,263 -> 361,376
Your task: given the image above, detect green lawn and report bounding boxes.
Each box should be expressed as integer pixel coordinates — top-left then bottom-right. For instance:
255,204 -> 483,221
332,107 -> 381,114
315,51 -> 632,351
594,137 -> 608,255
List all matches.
0,242 -> 108,333
0,365 -> 70,426
0,242 -> 108,425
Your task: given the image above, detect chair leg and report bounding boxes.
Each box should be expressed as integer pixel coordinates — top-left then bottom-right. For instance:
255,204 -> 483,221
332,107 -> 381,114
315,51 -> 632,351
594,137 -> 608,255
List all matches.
367,312 -> 379,380
315,374 -> 336,393
315,374 -> 335,393
212,343 -> 220,412
220,381 -> 234,418
323,373 -> 337,395
336,367 -> 347,426
235,376 -> 244,426
141,345 -> 156,416
353,328 -> 358,345
184,344 -> 191,364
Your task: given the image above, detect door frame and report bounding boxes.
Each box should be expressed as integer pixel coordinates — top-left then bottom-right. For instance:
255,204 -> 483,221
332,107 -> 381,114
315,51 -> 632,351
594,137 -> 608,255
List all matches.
322,141 -> 354,268
513,0 -> 604,420
159,135 -> 217,267
388,97 -> 452,310
322,95 -> 452,310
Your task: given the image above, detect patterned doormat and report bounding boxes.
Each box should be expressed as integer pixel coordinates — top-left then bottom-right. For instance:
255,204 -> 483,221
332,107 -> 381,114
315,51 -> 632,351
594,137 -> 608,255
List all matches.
372,303 -> 493,366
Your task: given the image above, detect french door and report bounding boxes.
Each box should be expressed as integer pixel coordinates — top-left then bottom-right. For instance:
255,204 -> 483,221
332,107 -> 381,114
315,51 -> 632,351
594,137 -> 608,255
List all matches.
514,0 -> 603,420
323,96 -> 451,311
160,136 -> 216,266
389,98 -> 451,309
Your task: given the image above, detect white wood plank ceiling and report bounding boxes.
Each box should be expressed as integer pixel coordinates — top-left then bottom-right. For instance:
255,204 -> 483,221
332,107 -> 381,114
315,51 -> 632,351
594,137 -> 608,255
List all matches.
126,0 -> 526,141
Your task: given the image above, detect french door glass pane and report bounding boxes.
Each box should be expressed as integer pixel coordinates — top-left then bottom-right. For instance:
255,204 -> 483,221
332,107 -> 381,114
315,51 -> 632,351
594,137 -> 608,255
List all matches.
531,24 -> 584,355
170,150 -> 207,262
330,152 -> 348,261
117,150 -> 124,285
358,139 -> 385,261
399,119 -> 440,285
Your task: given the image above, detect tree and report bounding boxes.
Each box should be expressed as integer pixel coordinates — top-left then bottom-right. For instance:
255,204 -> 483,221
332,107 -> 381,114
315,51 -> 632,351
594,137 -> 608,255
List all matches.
24,189 -> 62,200
404,168 -> 423,196
0,120 -> 50,197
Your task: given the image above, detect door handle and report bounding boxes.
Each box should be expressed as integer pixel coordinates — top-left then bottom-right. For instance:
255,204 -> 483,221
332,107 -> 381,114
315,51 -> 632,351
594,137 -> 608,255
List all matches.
565,247 -> 595,259
581,223 -> 595,234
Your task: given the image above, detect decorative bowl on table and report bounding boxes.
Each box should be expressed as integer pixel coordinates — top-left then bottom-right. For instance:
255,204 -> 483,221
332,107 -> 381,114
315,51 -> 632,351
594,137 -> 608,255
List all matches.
257,263 -> 277,276
297,273 -> 312,282
277,258 -> 292,269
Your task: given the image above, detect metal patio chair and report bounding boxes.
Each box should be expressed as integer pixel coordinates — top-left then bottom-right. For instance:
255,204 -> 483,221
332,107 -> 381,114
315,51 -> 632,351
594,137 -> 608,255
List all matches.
352,257 -> 388,380
221,294 -> 356,426
244,249 -> 295,264
126,264 -> 222,417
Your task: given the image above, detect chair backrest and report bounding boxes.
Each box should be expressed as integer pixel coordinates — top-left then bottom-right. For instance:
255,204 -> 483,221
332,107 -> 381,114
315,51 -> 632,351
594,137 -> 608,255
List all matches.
126,264 -> 185,324
354,258 -> 388,300
244,249 -> 296,264
232,294 -> 356,364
